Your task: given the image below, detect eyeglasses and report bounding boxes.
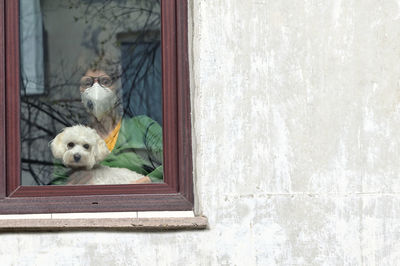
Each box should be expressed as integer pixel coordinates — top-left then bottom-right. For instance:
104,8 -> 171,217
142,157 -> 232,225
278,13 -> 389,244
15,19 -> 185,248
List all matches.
80,75 -> 114,88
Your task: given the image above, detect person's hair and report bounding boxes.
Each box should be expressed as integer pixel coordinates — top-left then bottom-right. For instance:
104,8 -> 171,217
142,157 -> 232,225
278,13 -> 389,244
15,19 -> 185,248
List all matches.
77,53 -> 121,79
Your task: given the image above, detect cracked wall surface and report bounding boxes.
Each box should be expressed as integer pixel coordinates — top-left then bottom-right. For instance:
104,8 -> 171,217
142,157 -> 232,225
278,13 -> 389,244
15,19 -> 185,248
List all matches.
2,1 -> 400,265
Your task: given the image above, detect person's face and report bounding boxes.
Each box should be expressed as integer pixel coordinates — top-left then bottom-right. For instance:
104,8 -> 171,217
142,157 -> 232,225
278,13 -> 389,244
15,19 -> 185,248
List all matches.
79,69 -> 116,93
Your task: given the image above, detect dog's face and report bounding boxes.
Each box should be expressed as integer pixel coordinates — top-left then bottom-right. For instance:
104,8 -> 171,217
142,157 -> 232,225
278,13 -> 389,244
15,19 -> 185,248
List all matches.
50,125 -> 110,169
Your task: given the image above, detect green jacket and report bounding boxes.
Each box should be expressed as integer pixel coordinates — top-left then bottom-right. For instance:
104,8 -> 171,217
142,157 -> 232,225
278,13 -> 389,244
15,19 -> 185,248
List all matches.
51,115 -> 163,185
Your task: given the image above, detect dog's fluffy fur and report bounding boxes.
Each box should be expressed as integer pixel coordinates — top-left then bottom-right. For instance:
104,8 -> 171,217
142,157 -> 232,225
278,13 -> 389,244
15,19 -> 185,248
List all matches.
51,125 -> 146,185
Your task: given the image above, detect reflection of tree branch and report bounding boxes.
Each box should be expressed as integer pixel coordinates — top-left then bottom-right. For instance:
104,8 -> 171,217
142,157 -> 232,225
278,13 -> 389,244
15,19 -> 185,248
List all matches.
21,118 -> 54,135
23,99 -> 72,127
71,0 -> 160,26
27,162 -> 45,185
21,135 -> 50,143
22,159 -> 57,166
21,95 -> 85,185
124,42 -> 160,118
71,0 -> 160,57
22,0 -> 162,185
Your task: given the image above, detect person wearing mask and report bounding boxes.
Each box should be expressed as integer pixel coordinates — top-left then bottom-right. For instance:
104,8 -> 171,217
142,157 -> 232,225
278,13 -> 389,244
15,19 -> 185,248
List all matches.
51,58 -> 163,185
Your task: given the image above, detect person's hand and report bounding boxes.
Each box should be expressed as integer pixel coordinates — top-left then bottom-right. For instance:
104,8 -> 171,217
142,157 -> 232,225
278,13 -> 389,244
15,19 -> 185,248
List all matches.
130,176 -> 152,184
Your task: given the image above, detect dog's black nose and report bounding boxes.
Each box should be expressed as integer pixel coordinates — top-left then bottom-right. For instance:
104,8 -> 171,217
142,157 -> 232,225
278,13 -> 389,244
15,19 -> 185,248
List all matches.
87,100 -> 94,111
73,154 -> 81,162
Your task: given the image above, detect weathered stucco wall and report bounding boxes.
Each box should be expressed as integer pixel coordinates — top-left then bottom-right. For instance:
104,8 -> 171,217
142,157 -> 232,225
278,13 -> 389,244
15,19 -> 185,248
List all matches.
2,0 -> 400,265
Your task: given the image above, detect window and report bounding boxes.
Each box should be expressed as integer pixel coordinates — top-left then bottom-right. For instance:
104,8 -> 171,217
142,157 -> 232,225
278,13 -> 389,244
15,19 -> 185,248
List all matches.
0,0 -> 193,213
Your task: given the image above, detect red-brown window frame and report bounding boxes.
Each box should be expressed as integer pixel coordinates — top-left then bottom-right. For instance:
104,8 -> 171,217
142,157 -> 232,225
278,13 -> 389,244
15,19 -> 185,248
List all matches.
0,0 -> 193,214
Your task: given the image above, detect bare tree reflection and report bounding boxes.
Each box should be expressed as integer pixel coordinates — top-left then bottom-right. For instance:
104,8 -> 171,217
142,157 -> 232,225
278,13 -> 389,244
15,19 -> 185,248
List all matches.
21,0 -> 162,185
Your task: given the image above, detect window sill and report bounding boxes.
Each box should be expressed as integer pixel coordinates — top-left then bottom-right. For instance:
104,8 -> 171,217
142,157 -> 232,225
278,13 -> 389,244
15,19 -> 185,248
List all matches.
0,211 -> 208,231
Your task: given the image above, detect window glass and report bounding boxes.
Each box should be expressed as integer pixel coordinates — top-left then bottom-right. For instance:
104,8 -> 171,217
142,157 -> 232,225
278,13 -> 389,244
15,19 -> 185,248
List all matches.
19,0 -> 163,186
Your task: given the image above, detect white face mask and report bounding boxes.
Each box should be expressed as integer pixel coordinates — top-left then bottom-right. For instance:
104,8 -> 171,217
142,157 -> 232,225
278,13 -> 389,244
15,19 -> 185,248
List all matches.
81,83 -> 118,121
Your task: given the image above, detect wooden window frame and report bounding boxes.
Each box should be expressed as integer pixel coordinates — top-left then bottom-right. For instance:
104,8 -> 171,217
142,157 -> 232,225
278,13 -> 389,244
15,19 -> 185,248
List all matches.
0,0 -> 193,214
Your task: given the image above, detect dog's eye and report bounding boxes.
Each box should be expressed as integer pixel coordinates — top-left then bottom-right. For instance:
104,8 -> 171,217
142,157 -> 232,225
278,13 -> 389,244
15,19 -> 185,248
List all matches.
67,142 -> 75,148
83,144 -> 90,150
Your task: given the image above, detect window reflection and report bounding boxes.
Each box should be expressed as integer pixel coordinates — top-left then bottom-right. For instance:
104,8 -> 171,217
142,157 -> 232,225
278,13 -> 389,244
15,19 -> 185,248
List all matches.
20,0 -> 163,185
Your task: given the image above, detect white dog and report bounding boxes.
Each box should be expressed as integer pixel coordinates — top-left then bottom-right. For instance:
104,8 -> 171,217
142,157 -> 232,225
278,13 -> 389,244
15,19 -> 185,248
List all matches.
50,125 -> 147,185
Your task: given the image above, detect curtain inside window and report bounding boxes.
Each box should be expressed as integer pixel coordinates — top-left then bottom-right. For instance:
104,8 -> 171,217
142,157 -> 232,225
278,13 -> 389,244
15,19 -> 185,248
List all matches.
20,0 -> 44,95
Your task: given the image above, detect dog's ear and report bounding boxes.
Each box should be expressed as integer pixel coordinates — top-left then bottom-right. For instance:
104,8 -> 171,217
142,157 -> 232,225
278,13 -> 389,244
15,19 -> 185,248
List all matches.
50,132 -> 66,159
94,136 -> 110,163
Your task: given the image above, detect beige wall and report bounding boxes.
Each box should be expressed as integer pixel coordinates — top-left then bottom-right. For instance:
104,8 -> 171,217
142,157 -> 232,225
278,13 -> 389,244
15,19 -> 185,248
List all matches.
3,1 -> 400,265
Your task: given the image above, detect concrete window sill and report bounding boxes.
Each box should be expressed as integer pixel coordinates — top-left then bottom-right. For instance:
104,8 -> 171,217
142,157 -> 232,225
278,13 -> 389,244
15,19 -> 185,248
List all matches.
0,211 -> 208,232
